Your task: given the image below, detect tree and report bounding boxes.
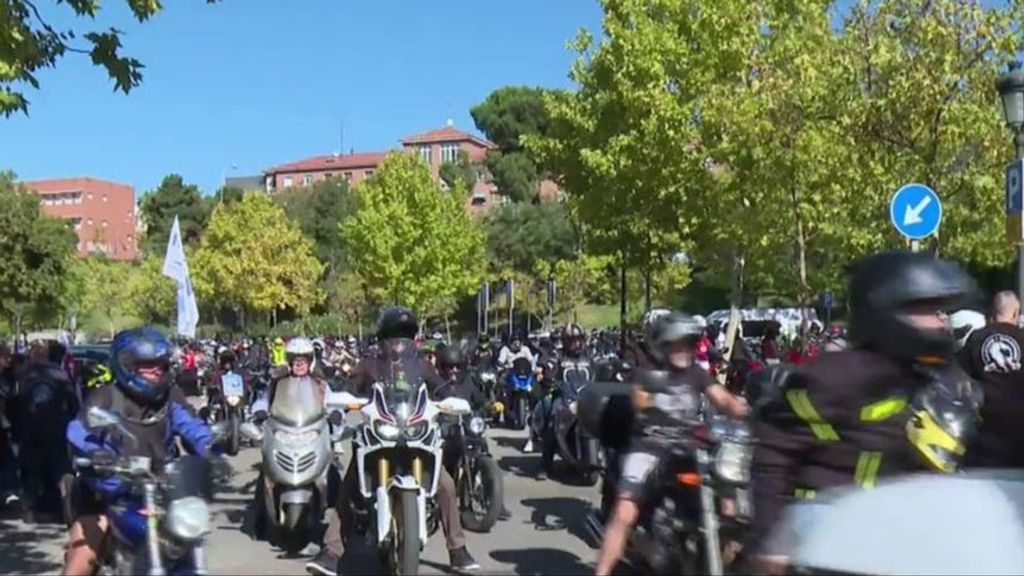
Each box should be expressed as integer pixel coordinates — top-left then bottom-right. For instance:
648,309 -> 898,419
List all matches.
129,256 -> 177,326
439,150 -> 478,192
536,254 -> 614,323
1,0 -> 219,116
139,174 -> 211,256
192,192 -> 324,325
215,186 -> 245,205
486,151 -> 539,203
66,255 -> 137,337
486,202 -> 578,272
471,86 -> 553,151
275,176 -> 356,275
341,153 -> 486,319
0,171 -> 77,332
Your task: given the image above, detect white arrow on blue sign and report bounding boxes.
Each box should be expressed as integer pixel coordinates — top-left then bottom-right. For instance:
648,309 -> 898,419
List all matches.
890,183 -> 942,240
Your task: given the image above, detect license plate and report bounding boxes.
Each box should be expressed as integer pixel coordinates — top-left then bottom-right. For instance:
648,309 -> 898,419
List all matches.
221,373 -> 244,397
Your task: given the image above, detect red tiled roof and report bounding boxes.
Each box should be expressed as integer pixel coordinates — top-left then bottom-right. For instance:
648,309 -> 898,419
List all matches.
266,152 -> 389,174
401,127 -> 497,149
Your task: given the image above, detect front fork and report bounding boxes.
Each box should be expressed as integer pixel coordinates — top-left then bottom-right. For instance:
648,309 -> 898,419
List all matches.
143,482 -> 165,576
696,448 -> 724,576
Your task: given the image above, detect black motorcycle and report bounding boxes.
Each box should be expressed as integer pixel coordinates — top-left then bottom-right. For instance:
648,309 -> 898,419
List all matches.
203,370 -> 246,456
444,412 -> 504,533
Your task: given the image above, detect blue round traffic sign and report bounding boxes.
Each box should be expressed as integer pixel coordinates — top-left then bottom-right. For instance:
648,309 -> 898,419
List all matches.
890,184 -> 941,240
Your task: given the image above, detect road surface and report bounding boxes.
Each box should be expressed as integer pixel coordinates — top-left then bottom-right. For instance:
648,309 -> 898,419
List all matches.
0,427 -> 601,575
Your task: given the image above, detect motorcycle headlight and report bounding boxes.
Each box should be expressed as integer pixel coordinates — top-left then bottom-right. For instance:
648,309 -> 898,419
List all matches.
468,416 -> 486,436
373,420 -> 401,441
569,401 -> 578,415
273,429 -> 319,448
714,442 -> 751,484
404,421 -> 429,441
226,395 -> 241,407
166,496 -> 210,542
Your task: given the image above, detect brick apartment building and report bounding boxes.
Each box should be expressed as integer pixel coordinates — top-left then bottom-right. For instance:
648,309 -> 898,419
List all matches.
23,177 -> 139,260
264,124 -> 511,214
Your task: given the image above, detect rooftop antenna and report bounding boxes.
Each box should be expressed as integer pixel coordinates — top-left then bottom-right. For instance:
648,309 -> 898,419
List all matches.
446,117 -> 454,127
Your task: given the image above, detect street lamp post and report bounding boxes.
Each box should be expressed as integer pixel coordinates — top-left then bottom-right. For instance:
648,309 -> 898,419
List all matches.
997,61 -> 1024,307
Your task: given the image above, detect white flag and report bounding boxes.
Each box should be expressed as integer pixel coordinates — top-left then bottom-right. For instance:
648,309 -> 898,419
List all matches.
162,216 -> 199,338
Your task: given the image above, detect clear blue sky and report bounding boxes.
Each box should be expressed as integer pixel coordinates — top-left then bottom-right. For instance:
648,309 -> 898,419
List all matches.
0,0 -> 603,197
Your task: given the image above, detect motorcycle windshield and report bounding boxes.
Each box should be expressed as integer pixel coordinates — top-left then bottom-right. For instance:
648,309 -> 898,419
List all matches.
270,376 -> 325,427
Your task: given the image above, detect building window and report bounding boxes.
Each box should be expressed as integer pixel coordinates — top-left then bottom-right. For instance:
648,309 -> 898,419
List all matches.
343,172 -> 353,183
303,175 -> 314,186
364,170 -> 374,179
441,143 -> 460,164
419,145 -> 432,164
283,176 -> 293,187
325,172 -> 334,179
88,193 -> 94,200
70,217 -> 82,230
101,220 -> 108,228
87,218 -> 94,226
101,194 -> 107,203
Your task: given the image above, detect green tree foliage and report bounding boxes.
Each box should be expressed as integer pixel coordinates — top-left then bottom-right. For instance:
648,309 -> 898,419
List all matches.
215,185 -> 245,205
486,151 -> 539,203
471,86 -> 552,151
139,174 -> 210,256
486,202 -> 578,272
341,153 -> 486,319
275,176 -> 356,274
65,255 -> 137,337
536,254 -> 614,323
193,192 -> 323,322
1,0 -> 219,115
0,171 -> 77,331
439,149 -> 478,192
129,256 -> 177,325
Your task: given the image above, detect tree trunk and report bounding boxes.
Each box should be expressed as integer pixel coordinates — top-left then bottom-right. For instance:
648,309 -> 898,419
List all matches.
788,133 -> 811,352
643,268 -> 652,312
619,265 -> 627,353
444,314 -> 452,342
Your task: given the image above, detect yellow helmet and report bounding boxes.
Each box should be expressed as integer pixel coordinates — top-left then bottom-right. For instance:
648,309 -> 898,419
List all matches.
906,375 -> 980,473
491,401 -> 505,414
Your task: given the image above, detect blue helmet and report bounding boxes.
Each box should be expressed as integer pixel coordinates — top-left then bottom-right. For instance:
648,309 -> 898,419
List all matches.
110,327 -> 173,402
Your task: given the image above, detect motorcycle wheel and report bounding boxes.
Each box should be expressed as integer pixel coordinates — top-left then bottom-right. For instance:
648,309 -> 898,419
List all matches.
227,412 -> 240,456
390,489 -> 421,576
253,474 -> 269,541
59,473 -> 77,529
517,396 -> 529,431
460,455 -> 503,533
279,503 -> 310,554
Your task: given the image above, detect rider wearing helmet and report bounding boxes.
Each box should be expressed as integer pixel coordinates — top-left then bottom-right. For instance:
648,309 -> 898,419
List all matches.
534,324 -> 593,477
625,308 -> 671,371
497,335 -> 535,371
595,313 -> 748,576
950,309 -> 986,353
748,251 -> 981,573
471,334 -> 496,371
309,308 -> 480,575
64,328 -> 218,576
270,336 -> 287,367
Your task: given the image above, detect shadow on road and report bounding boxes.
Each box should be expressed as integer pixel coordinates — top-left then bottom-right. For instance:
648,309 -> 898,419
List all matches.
497,454 -> 540,478
0,519 -> 64,575
519,497 -> 593,545
489,547 -> 591,576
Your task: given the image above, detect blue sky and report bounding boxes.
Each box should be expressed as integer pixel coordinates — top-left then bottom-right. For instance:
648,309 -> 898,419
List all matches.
0,0 -> 603,197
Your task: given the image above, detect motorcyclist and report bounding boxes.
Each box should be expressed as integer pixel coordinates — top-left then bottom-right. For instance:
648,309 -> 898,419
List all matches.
471,335 -> 496,371
747,251 -> 979,575
534,324 -> 594,479
306,308 -> 480,576
270,336 -> 287,366
497,336 -> 535,371
624,309 -> 670,372
950,309 -> 986,353
312,338 -> 335,377
595,313 -> 749,576
63,328 -> 218,576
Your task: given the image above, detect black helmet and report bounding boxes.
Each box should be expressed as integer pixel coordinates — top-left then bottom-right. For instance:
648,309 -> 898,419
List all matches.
563,323 -> 585,355
377,307 -> 419,341
849,251 -> 975,361
436,346 -> 466,372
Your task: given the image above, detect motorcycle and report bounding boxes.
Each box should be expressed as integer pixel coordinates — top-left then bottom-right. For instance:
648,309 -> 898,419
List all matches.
532,374 -> 602,486
502,357 -> 535,430
444,411 -> 503,533
207,371 -> 246,456
623,417 -> 752,576
239,376 -> 347,554
333,380 -> 471,576
76,406 -> 222,576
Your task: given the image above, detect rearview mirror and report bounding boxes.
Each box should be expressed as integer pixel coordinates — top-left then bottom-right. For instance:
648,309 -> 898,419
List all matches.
87,406 -> 121,430
240,422 -> 263,442
437,397 -> 471,416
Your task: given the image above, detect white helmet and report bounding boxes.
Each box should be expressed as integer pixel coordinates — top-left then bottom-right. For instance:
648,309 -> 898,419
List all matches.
950,310 -> 986,351
285,337 -> 315,357
642,308 -> 672,342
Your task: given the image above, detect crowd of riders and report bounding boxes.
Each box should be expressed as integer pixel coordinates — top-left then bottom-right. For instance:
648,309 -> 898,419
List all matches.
3,248 -> 1024,574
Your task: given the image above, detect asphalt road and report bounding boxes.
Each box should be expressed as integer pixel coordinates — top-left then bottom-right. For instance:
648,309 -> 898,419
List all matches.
0,426 -> 601,575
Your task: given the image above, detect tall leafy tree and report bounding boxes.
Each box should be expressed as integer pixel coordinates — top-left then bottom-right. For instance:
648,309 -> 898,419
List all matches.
139,174 -> 211,256
275,176 -> 356,274
341,153 -> 486,320
193,192 -> 324,325
1,0 -> 220,116
471,86 -> 553,151
486,202 -> 578,272
0,171 -> 77,332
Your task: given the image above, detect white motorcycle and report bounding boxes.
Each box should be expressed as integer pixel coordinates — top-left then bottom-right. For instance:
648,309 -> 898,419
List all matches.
333,381 -> 471,576
240,377 -> 347,554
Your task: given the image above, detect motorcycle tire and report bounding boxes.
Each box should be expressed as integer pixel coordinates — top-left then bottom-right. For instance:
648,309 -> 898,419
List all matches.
460,455 -> 503,533
227,413 -> 240,456
392,489 -> 421,576
517,396 -> 529,431
279,503 -> 310,554
253,475 -> 269,541
59,473 -> 77,529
